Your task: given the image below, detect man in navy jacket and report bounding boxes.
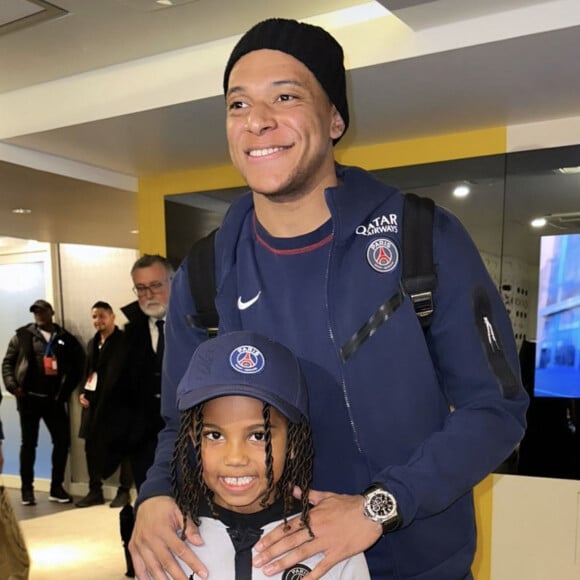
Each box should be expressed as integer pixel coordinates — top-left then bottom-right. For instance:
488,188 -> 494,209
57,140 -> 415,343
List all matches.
130,18 -> 528,580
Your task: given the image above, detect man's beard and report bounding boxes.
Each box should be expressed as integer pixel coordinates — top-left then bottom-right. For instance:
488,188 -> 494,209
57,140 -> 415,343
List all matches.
139,301 -> 167,319
251,167 -> 311,203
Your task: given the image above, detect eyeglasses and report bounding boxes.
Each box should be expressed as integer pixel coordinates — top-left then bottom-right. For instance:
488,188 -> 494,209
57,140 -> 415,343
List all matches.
132,279 -> 170,297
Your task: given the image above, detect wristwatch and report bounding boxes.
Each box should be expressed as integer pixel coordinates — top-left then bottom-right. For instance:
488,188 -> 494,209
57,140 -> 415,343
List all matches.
362,484 -> 401,534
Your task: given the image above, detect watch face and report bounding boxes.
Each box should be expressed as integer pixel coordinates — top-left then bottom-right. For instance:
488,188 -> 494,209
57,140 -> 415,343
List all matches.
363,487 -> 401,533
369,491 -> 395,517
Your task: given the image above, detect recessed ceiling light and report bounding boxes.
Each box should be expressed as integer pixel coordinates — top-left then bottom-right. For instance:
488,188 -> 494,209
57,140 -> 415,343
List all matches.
531,217 -> 547,228
557,166 -> 580,174
156,0 -> 173,6
453,185 -> 470,198
12,208 -> 32,214
130,229 -> 139,235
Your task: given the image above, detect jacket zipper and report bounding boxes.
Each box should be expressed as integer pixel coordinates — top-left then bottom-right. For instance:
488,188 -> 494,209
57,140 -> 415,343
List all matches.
474,287 -> 520,399
482,316 -> 500,351
325,233 -> 364,454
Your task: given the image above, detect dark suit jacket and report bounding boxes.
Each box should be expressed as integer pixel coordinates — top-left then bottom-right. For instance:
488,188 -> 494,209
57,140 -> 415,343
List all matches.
79,327 -> 127,440
105,302 -> 164,463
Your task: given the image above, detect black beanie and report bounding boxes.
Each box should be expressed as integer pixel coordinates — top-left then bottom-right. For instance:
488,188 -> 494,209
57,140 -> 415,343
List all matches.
223,18 -> 349,144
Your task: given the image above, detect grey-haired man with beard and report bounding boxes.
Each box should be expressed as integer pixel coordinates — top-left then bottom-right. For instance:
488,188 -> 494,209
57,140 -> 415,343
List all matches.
119,254 -> 174,492
109,254 -> 174,577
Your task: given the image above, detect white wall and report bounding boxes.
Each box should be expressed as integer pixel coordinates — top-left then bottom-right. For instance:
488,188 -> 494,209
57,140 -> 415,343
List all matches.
491,474 -> 580,579
58,243 -> 139,492
0,241 -> 139,496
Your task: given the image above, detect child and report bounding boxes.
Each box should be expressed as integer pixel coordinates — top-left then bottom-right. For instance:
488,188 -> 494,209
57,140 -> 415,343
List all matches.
171,331 -> 370,579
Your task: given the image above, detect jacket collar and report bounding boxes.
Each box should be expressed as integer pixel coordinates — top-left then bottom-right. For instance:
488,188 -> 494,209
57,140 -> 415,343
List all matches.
220,163 -> 400,249
326,164 -> 400,242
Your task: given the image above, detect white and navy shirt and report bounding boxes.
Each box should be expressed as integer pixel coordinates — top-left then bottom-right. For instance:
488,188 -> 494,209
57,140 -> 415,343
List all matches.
174,500 -> 370,580
148,316 -> 165,354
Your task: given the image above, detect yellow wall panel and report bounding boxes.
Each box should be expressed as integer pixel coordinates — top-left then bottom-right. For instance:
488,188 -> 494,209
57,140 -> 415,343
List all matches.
138,165 -> 245,256
473,475 -> 494,579
136,187 -> 166,256
335,127 -> 506,170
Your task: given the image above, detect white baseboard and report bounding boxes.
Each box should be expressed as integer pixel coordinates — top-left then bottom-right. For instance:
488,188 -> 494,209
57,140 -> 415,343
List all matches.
1,475 -> 134,502
1,474 -> 22,489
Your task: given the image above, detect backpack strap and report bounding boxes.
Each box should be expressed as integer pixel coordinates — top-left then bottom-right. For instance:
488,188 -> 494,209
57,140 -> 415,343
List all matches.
402,193 -> 436,330
186,194 -> 436,337
186,228 -> 219,337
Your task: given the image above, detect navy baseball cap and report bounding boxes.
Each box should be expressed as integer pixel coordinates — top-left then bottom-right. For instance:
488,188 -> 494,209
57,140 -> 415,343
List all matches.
177,331 -> 308,423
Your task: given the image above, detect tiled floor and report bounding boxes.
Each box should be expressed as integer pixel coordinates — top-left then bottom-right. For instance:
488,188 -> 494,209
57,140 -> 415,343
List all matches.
5,487 -> 130,579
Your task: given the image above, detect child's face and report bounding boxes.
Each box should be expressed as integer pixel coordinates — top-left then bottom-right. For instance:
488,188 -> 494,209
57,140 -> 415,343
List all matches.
199,395 -> 288,514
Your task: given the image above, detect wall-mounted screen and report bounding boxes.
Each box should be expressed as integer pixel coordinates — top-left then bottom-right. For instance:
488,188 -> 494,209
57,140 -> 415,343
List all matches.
534,233 -> 580,397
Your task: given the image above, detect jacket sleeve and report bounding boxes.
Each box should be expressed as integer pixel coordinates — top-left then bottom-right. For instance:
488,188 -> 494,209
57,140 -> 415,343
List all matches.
136,259 -> 208,505
1,335 -> 20,394
375,207 -> 529,523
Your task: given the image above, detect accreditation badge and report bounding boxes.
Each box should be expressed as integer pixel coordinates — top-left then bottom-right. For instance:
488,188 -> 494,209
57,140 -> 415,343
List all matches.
84,372 -> 98,392
43,355 -> 58,376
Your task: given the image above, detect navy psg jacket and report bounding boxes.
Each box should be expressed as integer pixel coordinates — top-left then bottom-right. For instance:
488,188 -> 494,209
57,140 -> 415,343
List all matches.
140,164 -> 528,579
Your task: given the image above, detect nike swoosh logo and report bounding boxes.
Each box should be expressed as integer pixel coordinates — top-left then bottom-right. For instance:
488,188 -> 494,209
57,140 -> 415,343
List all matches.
237,291 -> 262,311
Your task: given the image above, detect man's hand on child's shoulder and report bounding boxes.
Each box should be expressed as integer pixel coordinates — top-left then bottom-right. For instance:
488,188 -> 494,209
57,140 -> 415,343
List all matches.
253,488 -> 380,579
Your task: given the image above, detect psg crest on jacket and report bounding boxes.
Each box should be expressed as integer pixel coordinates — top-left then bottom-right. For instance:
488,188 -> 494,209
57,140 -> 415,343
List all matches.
366,237 -> 399,273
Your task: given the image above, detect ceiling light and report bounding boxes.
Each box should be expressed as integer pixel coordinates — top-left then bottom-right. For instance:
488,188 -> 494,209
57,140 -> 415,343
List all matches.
155,0 -> 173,5
12,208 -> 32,214
531,212 -> 580,229
557,166 -> 580,174
130,229 -> 139,235
530,217 -> 547,228
453,184 -> 470,198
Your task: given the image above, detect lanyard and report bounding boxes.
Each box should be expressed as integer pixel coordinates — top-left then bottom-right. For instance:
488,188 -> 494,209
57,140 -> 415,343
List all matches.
44,333 -> 56,357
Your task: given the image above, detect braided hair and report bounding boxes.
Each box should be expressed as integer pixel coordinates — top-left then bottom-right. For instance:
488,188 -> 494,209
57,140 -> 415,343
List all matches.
171,400 -> 314,538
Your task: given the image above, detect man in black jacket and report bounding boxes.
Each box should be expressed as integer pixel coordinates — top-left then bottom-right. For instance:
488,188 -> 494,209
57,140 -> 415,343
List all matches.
110,255 -> 173,577
77,301 -> 132,508
1,299 -> 84,506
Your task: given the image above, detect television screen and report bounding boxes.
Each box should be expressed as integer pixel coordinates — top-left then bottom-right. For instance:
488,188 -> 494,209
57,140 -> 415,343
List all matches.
534,233 -> 580,397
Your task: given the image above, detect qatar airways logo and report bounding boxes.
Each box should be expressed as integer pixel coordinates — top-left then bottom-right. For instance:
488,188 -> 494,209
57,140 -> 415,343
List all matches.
355,214 -> 398,236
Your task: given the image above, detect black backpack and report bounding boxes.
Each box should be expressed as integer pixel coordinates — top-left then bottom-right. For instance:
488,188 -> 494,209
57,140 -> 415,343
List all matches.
186,192 -> 435,339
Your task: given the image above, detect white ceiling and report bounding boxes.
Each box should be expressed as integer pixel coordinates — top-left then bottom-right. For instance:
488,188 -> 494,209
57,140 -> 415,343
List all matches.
0,0 -> 580,250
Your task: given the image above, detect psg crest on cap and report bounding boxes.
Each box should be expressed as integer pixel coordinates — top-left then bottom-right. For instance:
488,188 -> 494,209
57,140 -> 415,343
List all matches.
229,345 -> 265,374
366,238 -> 399,273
